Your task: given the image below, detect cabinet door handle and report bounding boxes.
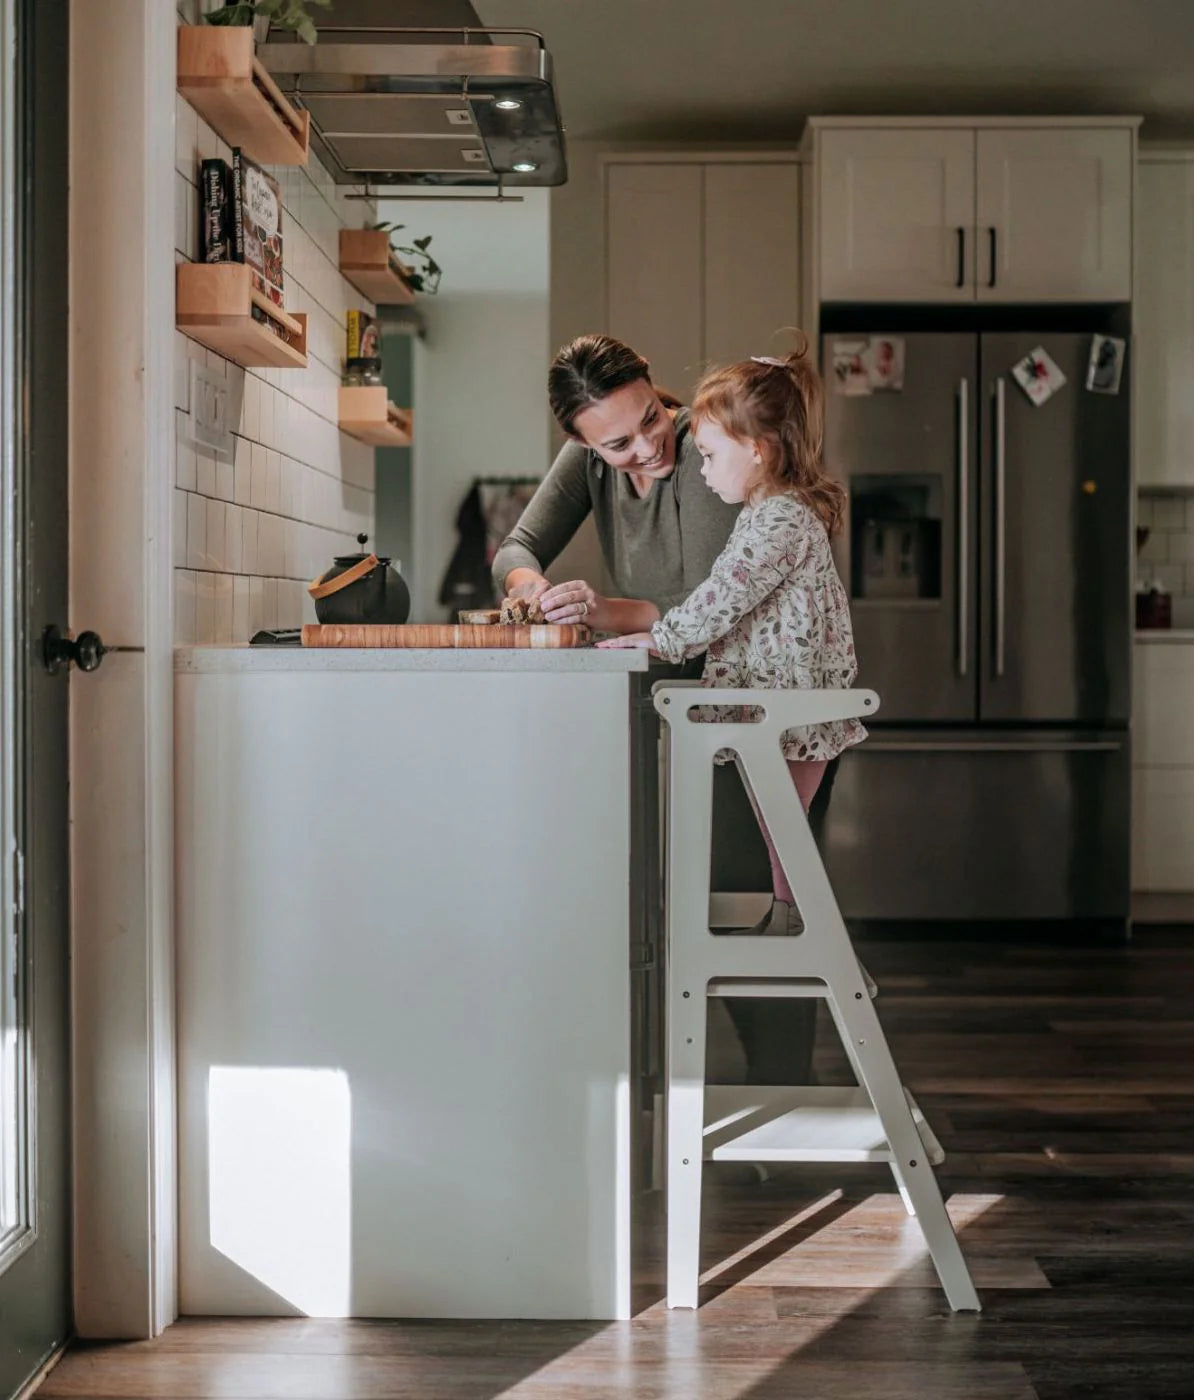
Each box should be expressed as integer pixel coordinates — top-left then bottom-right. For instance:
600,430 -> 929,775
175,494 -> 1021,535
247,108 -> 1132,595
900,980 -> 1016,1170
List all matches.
994,377 -> 1007,677
987,226 -> 997,288
955,227 -> 965,288
956,378 -> 969,676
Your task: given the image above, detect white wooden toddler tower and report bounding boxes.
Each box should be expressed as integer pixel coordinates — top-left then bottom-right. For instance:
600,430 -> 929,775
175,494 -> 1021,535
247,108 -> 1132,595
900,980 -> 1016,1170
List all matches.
654,683 -> 980,1312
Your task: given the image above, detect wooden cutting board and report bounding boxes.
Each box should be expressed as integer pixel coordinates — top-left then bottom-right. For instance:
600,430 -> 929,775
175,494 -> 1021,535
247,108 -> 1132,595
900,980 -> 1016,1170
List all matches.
301,623 -> 591,649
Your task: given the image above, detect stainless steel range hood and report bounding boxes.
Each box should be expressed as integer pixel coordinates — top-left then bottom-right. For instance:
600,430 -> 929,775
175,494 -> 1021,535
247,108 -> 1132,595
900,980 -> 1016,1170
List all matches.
257,25 -> 567,188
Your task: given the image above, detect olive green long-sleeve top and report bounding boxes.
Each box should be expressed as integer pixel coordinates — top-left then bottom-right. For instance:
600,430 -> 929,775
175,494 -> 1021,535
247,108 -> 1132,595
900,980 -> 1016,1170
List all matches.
491,409 -> 741,614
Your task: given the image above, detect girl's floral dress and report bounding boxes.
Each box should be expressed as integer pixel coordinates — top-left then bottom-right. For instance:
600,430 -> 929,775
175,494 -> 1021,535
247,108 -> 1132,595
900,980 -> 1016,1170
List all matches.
649,492 -> 867,761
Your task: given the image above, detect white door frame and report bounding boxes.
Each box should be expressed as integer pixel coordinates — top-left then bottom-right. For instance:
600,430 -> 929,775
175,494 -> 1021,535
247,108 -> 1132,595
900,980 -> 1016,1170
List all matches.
68,0 -> 177,1338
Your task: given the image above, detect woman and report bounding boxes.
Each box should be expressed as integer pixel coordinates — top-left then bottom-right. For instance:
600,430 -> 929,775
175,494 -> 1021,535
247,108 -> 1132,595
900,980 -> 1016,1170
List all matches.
492,334 -> 739,630
495,333 -> 833,1087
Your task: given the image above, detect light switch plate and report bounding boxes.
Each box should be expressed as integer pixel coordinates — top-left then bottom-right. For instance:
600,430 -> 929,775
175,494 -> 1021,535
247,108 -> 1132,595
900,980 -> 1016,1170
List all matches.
188,361 -> 234,462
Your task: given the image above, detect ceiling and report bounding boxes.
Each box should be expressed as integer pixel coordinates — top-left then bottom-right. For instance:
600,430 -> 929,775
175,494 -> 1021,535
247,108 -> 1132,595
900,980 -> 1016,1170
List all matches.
475,0 -> 1194,145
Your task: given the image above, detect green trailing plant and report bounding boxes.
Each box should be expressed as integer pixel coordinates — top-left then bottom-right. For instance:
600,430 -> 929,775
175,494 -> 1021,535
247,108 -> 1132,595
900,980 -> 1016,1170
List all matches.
369,223 -> 444,295
204,0 -> 332,45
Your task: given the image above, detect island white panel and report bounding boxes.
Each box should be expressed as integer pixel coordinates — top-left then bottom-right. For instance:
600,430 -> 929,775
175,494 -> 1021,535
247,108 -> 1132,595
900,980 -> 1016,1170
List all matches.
176,668 -> 634,1318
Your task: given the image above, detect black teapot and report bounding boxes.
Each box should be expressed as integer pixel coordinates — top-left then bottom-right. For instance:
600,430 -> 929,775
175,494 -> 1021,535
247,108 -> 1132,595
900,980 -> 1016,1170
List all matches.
308,534 -> 411,625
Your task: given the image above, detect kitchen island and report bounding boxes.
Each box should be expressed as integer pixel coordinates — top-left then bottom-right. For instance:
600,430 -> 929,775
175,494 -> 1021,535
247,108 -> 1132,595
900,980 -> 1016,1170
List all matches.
175,644 -> 650,1320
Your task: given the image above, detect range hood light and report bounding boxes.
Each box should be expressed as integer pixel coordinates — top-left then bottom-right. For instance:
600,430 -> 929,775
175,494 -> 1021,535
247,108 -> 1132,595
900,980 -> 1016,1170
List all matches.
512,160 -> 538,173
494,98 -> 523,111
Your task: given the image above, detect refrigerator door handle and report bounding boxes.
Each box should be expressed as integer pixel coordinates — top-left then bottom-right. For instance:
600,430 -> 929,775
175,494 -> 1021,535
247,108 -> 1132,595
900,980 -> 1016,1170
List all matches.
956,379 -> 969,676
859,740 -> 1124,754
987,226 -> 997,288
994,377 -> 1007,678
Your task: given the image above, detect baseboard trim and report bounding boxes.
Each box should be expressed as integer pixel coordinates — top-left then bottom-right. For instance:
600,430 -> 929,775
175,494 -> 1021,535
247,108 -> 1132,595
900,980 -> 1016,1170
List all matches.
12,1340 -> 68,1400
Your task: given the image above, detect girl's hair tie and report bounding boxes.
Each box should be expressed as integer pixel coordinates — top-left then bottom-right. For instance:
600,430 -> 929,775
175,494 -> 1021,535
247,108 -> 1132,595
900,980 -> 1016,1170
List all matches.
750,355 -> 785,367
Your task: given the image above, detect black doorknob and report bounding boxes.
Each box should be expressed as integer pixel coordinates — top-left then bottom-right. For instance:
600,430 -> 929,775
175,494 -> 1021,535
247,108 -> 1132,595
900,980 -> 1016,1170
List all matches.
42,625 -> 108,675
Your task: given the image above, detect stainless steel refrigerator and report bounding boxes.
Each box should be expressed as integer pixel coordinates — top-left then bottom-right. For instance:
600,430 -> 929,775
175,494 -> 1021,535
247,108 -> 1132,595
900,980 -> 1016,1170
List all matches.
820,328 -> 1131,928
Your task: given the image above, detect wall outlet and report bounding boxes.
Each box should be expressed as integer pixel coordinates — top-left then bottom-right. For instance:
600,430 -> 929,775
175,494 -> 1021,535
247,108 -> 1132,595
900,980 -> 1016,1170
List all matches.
189,361 -> 234,462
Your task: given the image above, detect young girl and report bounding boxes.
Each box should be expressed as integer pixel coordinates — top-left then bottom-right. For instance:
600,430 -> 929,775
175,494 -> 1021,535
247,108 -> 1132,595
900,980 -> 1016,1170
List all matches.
600,339 -> 865,944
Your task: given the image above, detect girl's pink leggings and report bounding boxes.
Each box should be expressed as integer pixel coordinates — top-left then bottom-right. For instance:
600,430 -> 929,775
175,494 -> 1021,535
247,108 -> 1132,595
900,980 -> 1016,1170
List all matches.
755,759 -> 828,904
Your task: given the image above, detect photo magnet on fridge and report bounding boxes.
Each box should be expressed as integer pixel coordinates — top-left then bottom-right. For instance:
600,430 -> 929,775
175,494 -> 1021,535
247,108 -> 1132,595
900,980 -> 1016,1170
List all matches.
1086,334 -> 1125,394
1011,346 -> 1067,407
866,336 -> 905,392
832,340 -> 872,396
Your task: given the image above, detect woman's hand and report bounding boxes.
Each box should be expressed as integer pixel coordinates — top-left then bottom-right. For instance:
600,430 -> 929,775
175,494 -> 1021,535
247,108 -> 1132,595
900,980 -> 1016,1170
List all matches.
503,570 -> 550,604
540,578 -> 609,629
596,631 -> 659,654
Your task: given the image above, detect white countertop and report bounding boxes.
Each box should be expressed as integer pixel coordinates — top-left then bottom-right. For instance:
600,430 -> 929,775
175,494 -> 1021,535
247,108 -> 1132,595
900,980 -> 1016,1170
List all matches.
175,644 -> 649,673
1136,630 -> 1194,643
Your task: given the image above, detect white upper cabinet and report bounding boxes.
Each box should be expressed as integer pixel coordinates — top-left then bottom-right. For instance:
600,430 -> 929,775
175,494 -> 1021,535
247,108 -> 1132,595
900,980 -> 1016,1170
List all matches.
811,120 -> 1137,304
976,129 -> 1133,302
1135,155 -> 1194,489
605,157 -> 802,402
817,128 -> 975,303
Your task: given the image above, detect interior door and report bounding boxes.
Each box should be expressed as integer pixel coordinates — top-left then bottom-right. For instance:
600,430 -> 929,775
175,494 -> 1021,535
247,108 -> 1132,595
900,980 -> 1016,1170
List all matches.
822,332 -> 978,722
817,128 -> 976,302
975,128 -> 1133,303
0,0 -> 72,1393
979,332 -> 1132,724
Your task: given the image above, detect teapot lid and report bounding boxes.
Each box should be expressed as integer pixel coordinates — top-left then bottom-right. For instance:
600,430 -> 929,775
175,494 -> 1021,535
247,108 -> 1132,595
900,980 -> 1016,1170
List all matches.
333,533 -> 390,568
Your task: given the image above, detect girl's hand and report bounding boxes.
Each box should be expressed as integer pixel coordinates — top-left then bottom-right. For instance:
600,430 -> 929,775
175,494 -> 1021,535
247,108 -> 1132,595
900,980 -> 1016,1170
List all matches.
597,631 -> 658,654
541,578 -> 608,629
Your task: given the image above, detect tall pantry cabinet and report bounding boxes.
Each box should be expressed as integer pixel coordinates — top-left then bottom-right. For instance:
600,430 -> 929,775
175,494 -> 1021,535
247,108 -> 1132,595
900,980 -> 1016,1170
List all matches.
604,155 -> 803,402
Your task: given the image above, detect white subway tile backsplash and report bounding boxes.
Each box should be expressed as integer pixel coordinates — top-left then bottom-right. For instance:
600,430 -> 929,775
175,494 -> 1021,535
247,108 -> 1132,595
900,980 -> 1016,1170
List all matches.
216,456 -> 235,502
1170,532 -> 1194,564
214,574 -> 234,643
250,443 -> 269,509
249,576 -> 265,634
173,76 -> 376,639
175,93 -> 198,177
174,488 -> 188,561
186,494 -> 206,571
242,374 -> 260,443
259,385 -> 276,449
241,509 -> 259,574
225,506 -> 243,574
233,436 -> 251,505
175,570 -> 197,646
1152,496 -> 1187,530
205,498 -> 226,571
196,450 -> 216,499
195,571 -> 215,644
233,576 -> 251,643
266,451 -> 282,512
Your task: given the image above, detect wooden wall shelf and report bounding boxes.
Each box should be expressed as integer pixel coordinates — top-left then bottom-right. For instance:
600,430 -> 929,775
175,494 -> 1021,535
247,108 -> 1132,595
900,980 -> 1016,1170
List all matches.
339,387 -> 414,447
178,26 -> 310,168
339,230 -> 417,305
177,264 -> 308,370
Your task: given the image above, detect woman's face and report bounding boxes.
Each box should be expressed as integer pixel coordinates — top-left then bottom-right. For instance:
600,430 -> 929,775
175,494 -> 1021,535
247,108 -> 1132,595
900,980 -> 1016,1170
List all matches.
693,415 -> 762,505
571,379 -> 676,478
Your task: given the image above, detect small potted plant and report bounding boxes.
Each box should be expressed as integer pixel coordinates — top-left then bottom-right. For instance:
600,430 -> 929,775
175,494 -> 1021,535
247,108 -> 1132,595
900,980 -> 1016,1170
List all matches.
368,223 -> 444,295
179,0 -> 320,165
202,0 -> 332,46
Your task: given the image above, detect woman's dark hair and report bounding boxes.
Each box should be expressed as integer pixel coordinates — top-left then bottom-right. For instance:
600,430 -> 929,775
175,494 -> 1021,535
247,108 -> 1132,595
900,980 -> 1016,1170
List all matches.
548,334 -> 656,435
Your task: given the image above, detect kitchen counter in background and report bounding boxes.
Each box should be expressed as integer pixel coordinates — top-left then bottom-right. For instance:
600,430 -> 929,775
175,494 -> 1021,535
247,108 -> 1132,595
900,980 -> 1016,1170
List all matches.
174,643 -> 650,1320
1136,630 -> 1194,642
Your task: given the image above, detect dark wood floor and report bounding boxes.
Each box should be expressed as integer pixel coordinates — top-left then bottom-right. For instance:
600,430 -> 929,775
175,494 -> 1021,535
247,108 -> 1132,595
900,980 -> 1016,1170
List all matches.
38,927 -> 1194,1399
